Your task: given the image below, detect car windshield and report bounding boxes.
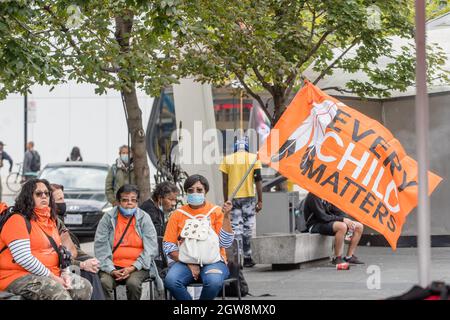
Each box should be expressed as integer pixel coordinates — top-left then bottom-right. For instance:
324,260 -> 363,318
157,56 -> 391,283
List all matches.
39,166 -> 108,191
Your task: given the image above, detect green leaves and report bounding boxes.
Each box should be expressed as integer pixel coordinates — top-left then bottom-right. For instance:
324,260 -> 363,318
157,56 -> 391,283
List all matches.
175,0 -> 449,123
0,0 -> 184,98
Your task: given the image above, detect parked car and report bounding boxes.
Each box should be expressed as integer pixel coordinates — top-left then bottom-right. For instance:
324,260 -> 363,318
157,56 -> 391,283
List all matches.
38,162 -> 112,237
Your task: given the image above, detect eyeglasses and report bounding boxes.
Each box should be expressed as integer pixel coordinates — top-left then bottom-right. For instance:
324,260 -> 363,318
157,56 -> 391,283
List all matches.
120,198 -> 138,204
34,191 -> 50,198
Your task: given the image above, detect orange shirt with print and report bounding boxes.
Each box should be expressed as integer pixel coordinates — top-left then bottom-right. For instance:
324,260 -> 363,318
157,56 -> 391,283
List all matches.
163,201 -> 227,263
0,214 -> 61,291
112,214 -> 144,268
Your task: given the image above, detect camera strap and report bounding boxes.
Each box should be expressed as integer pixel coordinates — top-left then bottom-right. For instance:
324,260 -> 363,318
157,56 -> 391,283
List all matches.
36,224 -> 64,268
112,215 -> 135,254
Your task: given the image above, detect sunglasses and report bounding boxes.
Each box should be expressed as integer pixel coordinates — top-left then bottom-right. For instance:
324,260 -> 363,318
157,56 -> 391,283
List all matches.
120,198 -> 138,204
34,191 -> 50,198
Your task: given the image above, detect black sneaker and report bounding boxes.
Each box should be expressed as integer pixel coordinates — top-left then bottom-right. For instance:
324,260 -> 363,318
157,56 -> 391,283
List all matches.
331,256 -> 344,265
243,257 -> 256,268
344,255 -> 365,265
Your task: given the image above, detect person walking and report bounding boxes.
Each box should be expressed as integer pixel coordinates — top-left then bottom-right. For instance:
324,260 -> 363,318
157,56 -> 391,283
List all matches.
22,141 -> 41,182
219,137 -> 263,268
0,141 -> 13,202
105,145 -> 135,206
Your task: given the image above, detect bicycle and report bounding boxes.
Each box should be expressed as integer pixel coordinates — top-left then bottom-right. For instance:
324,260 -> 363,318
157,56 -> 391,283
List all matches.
6,163 -> 24,193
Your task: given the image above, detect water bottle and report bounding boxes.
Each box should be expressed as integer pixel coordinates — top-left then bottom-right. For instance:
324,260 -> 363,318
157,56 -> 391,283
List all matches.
345,229 -> 354,242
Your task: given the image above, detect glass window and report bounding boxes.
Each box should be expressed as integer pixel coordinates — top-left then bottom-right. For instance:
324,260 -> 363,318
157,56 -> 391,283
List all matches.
39,166 -> 108,191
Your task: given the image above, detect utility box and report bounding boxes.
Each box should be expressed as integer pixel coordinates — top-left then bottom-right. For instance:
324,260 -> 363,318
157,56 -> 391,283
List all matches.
256,191 -> 299,235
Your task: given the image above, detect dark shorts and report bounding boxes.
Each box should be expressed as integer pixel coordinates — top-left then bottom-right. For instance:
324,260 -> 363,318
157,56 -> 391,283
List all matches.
309,221 -> 337,236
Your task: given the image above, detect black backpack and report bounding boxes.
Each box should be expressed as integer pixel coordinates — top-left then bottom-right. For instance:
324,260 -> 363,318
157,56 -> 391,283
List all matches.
295,198 -> 311,233
387,281 -> 450,300
0,206 -> 32,254
30,151 -> 41,172
223,260 -> 249,297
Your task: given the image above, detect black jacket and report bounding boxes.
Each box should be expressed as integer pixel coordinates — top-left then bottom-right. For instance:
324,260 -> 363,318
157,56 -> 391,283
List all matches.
139,199 -> 167,270
304,193 -> 345,229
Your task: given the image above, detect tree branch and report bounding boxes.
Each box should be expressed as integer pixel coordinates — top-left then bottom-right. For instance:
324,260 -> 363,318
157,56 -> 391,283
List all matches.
313,38 -> 360,85
321,86 -> 356,94
252,66 -> 274,96
234,71 -> 272,122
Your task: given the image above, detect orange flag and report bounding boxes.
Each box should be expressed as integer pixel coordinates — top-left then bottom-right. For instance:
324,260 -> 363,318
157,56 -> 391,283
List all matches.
258,81 -> 442,249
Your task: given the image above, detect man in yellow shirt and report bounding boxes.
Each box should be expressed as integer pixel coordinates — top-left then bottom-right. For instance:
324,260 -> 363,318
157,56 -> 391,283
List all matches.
219,137 -> 263,267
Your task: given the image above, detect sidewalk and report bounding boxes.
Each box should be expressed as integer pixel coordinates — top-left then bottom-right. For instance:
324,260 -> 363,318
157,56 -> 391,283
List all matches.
79,241 -> 450,300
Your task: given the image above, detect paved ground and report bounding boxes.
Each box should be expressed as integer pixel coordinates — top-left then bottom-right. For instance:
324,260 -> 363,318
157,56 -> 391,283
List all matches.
79,240 -> 450,300
5,179 -> 449,300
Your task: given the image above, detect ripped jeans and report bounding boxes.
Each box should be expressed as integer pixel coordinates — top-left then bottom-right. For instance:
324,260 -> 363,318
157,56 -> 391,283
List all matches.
164,261 -> 229,300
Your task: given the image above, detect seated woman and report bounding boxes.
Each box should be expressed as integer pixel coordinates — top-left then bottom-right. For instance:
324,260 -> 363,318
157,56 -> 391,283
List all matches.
0,179 -> 92,300
51,183 -> 105,300
95,184 -> 162,300
140,181 -> 179,275
163,174 -> 234,300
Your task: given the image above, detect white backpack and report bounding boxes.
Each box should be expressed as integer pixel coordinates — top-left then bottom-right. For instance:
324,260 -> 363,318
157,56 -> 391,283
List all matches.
177,206 -> 222,266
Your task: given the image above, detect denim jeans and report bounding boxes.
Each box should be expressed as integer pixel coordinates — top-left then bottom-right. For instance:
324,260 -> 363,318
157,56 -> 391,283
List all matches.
164,261 -> 229,300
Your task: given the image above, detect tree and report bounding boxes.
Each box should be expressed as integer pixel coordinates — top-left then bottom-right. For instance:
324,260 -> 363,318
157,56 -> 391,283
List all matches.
427,0 -> 450,19
177,0 -> 449,125
0,0 -> 184,202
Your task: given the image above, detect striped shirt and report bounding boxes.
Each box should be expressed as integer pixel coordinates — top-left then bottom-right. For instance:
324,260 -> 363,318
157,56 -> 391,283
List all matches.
7,239 -> 50,276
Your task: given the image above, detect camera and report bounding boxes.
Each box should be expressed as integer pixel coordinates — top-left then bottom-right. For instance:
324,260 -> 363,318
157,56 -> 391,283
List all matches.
58,245 -> 72,269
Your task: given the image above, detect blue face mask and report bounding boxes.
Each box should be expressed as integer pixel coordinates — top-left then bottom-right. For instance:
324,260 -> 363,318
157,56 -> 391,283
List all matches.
120,154 -> 129,163
119,206 -> 137,217
187,193 -> 205,206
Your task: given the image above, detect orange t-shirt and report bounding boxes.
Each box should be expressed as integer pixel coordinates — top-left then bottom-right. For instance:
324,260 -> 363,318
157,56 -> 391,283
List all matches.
112,214 -> 144,268
163,201 -> 227,262
0,214 -> 61,291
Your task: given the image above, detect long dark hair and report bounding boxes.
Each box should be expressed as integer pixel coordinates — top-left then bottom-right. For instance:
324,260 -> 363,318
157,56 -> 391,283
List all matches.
70,146 -> 82,161
14,179 -> 57,221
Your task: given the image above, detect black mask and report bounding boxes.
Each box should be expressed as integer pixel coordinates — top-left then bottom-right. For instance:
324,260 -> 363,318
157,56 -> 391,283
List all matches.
56,203 -> 67,217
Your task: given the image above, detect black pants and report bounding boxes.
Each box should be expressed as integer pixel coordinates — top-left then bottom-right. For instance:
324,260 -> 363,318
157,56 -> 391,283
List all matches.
80,270 -> 106,300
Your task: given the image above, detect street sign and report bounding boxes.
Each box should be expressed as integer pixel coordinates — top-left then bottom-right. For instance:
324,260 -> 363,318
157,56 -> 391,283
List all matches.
27,101 -> 36,123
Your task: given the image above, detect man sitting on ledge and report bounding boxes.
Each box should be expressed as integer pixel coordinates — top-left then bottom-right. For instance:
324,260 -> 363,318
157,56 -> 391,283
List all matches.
303,192 -> 365,265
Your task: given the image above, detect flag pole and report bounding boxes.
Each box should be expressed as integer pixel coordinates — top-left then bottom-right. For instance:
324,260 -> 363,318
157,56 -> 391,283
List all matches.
228,155 -> 259,202
415,0 -> 431,288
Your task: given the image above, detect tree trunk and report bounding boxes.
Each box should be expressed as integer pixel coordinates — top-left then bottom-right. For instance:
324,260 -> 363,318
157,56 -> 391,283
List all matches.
272,87 -> 287,126
123,86 -> 151,203
115,12 -> 151,203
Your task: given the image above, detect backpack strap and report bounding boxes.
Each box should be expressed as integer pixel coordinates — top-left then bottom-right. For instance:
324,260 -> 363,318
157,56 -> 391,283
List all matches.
177,206 -> 220,220
176,209 -> 196,220
0,212 -> 32,255
112,215 -> 135,254
205,206 -> 220,218
111,164 -> 118,190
